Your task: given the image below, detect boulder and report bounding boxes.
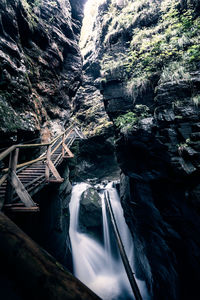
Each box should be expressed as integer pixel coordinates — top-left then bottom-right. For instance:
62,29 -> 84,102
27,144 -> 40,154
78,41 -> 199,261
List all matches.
79,188 -> 103,240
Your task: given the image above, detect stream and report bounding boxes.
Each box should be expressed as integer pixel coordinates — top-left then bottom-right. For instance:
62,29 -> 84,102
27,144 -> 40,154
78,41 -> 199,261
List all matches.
69,182 -> 149,300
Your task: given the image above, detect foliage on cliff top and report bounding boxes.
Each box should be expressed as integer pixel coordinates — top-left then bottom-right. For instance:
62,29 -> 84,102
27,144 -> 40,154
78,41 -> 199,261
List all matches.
101,0 -> 200,95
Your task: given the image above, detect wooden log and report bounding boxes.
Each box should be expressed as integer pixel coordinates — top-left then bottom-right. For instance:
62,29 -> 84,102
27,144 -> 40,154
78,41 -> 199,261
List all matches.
105,192 -> 143,300
46,160 -> 63,183
10,171 -> 36,208
0,145 -> 16,162
63,143 -> 74,158
4,206 -> 40,213
0,212 -> 100,300
62,133 -> 65,157
5,148 -> 19,204
45,145 -> 51,181
0,174 -> 8,186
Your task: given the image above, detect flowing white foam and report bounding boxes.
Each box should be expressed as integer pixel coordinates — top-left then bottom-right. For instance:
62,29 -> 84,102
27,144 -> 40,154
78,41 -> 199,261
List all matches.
69,182 -> 149,300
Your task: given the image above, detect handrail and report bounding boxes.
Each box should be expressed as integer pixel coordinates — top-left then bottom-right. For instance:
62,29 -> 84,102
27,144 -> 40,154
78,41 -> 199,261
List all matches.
0,125 -> 73,163
0,145 -> 16,162
1,126 -> 75,174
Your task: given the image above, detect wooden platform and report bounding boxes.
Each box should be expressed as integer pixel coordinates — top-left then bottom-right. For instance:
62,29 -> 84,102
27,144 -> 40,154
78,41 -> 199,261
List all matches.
0,126 -> 85,212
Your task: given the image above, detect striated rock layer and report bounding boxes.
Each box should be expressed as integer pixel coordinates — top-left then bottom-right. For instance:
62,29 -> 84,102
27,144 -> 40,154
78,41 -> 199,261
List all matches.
80,0 -> 200,299
0,0 -> 85,147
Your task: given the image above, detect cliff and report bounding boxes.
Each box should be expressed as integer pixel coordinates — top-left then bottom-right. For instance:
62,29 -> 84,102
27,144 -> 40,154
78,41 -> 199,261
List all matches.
0,0 -> 85,147
0,1 -> 88,298
80,0 -> 200,299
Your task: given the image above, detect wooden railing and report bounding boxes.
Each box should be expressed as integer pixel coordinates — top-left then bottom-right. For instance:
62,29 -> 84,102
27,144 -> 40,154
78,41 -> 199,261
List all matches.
0,125 -> 84,212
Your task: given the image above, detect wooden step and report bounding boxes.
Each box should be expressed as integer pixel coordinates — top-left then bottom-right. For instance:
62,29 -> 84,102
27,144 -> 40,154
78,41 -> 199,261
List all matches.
4,206 -> 39,213
47,178 -> 64,183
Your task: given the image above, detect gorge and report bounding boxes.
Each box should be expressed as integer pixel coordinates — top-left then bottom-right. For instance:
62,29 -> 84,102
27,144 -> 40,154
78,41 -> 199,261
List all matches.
0,0 -> 200,299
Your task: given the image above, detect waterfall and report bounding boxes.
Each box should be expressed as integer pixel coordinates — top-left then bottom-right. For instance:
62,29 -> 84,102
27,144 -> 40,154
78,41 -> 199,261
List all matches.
69,182 -> 149,300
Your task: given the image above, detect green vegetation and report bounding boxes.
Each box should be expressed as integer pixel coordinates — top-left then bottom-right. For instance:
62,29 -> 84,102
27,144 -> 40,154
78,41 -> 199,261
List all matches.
0,98 -> 23,132
21,0 -> 39,28
127,3 -> 200,76
101,0 -> 200,99
177,138 -> 191,153
114,105 -> 150,131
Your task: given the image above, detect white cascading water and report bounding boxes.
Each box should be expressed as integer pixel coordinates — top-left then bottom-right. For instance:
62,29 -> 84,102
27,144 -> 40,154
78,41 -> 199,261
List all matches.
69,182 -> 149,300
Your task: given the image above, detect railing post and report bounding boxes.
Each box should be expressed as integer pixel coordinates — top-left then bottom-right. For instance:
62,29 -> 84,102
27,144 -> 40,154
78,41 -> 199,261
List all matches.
62,133 -> 65,158
5,148 -> 19,204
45,145 -> 51,181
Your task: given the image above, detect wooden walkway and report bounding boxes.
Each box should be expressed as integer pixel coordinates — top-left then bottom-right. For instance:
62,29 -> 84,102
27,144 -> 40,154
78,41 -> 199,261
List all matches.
0,126 -> 84,213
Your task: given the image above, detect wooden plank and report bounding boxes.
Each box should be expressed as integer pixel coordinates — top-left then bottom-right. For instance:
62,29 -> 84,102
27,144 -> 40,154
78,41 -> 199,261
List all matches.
62,133 -> 65,157
17,143 -> 49,148
74,126 -> 86,139
0,145 -> 16,162
10,171 -> 36,208
4,206 -> 39,213
3,156 -> 46,173
5,148 -> 19,204
4,203 -> 25,207
46,160 -> 63,182
48,179 -> 64,183
45,145 -> 51,181
18,174 -> 42,178
62,143 -> 74,158
0,174 -> 8,186
24,174 -> 45,189
28,179 -> 47,196
51,139 -> 63,156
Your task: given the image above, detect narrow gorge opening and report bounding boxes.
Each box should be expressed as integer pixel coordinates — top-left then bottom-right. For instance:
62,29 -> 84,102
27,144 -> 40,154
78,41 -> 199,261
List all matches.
69,2 -> 147,298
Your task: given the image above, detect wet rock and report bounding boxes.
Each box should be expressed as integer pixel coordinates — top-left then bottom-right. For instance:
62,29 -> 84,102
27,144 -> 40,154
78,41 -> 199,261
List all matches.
79,187 -> 103,241
0,0 -> 85,146
83,1 -> 200,299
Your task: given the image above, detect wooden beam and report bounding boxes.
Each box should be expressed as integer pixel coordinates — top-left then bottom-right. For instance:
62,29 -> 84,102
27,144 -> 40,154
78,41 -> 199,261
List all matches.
0,145 -> 16,162
105,192 -> 143,300
9,171 -> 36,208
0,174 -> 8,186
4,206 -> 39,213
5,148 -> 19,204
46,160 -> 63,183
62,133 -> 65,157
62,143 -> 74,158
45,145 -> 51,181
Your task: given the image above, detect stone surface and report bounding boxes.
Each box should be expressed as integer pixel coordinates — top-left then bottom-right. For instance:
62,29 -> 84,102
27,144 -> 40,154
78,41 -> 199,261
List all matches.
0,0 -> 85,147
79,1 -> 200,299
79,187 -> 103,241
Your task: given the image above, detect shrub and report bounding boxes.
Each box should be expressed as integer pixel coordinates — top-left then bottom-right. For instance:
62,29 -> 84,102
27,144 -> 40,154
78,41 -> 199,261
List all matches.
114,105 -> 150,130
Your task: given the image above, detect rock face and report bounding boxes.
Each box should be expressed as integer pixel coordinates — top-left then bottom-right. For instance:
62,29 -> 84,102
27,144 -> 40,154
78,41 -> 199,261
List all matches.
0,0 -> 86,274
72,1 -> 120,183
80,0 -> 200,299
0,0 -> 85,147
79,187 -> 103,241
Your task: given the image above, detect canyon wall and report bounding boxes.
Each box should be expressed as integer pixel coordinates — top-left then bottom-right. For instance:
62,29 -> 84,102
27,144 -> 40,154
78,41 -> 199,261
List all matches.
0,0 -> 86,293
0,0 -> 85,147
80,0 -> 200,299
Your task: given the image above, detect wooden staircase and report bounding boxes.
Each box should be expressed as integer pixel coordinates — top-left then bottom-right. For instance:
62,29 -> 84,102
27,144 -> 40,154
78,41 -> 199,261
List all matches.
0,126 -> 84,213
